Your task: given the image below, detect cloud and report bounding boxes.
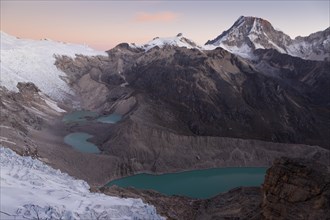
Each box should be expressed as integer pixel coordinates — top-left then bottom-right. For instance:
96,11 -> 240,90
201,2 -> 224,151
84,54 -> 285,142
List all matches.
134,11 -> 179,23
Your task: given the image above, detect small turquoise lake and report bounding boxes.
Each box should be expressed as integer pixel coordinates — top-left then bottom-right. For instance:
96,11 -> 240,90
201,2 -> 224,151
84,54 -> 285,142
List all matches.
64,132 -> 100,153
62,111 -> 122,153
107,167 -> 267,199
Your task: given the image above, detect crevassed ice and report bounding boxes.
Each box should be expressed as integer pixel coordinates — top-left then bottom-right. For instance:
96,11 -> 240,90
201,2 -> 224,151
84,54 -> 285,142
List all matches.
0,146 -> 164,220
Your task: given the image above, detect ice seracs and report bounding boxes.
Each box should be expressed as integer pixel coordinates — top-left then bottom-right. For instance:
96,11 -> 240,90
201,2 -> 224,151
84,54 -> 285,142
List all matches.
0,146 -> 164,220
0,31 -> 107,101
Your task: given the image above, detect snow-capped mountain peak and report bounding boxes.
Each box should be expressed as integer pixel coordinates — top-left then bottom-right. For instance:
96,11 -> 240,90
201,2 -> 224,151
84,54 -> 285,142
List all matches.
205,16 -> 329,61
205,16 -> 291,57
130,33 -> 202,51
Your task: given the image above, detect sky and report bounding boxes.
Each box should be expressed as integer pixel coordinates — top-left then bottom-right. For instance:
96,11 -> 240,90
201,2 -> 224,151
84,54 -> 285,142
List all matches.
1,0 -> 329,50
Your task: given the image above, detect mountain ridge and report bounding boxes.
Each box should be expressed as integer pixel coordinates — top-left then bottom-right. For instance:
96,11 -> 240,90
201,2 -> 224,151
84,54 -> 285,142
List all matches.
129,33 -> 203,51
205,16 -> 330,61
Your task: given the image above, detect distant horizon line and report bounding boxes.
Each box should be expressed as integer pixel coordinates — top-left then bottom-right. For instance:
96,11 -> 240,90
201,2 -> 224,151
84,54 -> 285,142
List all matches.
1,22 -> 329,51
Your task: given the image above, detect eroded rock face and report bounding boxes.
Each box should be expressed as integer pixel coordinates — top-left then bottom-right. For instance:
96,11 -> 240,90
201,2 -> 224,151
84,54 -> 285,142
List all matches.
262,157 -> 330,220
0,82 -> 67,157
0,83 -> 43,133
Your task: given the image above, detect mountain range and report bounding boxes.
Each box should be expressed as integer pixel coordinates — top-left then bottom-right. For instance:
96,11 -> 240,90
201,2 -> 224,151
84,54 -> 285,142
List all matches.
206,16 -> 330,61
127,16 -> 330,61
0,16 -> 329,219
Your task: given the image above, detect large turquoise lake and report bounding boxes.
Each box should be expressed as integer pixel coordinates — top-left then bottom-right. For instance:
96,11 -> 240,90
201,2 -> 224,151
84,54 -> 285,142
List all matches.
107,167 -> 267,199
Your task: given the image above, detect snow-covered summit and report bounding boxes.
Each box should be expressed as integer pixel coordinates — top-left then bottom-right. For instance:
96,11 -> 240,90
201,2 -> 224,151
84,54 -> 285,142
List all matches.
130,33 -> 202,51
205,16 -> 292,57
205,16 -> 330,61
0,31 -> 107,101
0,146 -> 164,220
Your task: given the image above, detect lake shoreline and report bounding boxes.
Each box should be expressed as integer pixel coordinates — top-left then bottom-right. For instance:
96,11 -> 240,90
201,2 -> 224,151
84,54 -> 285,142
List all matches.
106,167 -> 267,199
104,165 -> 269,185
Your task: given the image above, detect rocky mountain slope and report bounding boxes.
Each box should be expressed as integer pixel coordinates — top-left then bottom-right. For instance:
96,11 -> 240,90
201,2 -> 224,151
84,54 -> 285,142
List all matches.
205,16 -> 330,61
49,42 -> 330,184
55,44 -> 330,149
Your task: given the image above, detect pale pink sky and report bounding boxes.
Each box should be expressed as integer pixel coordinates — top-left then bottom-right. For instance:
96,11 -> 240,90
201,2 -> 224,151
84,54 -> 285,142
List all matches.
1,1 -> 329,50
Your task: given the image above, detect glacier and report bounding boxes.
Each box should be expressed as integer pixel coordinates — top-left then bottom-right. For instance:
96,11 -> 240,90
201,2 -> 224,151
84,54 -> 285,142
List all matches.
0,146 -> 164,220
0,31 -> 106,101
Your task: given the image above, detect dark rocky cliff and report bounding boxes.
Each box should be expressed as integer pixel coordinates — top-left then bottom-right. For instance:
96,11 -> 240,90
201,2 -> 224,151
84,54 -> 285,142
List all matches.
262,157 -> 330,220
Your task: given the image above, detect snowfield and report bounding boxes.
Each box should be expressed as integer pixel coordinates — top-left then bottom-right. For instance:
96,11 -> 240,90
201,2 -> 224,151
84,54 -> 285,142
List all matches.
0,31 -> 106,101
0,147 -> 164,220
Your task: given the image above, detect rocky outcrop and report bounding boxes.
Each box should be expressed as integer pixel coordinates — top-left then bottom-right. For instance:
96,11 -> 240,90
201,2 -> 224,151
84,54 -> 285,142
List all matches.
100,157 -> 330,220
262,157 -> 330,220
0,83 -> 66,157
0,84 -> 43,134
